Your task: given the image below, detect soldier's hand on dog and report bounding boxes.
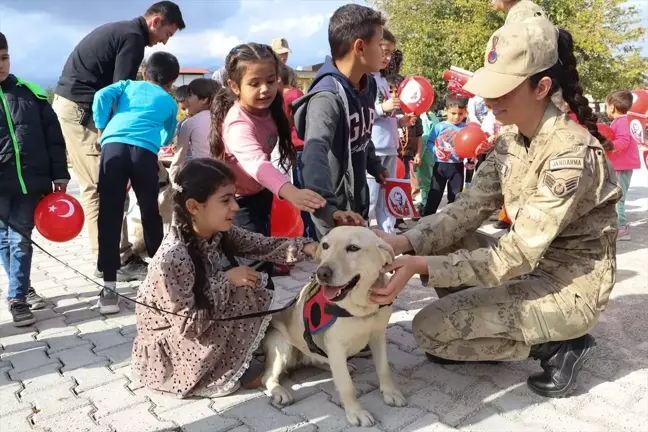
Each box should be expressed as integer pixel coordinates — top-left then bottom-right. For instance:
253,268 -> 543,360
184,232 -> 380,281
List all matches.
371,230 -> 414,256
370,255 -> 427,305
225,266 -> 259,288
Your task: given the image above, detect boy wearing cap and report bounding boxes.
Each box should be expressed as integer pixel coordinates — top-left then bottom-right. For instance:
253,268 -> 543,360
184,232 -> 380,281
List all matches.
271,37 -> 291,64
370,17 -> 620,399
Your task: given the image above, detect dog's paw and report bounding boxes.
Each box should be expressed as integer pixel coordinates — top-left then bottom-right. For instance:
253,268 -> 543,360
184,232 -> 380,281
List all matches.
382,388 -> 407,407
270,386 -> 294,405
346,407 -> 375,427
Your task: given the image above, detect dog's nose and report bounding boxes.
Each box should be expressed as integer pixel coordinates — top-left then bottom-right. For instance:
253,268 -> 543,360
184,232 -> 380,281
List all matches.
316,265 -> 333,282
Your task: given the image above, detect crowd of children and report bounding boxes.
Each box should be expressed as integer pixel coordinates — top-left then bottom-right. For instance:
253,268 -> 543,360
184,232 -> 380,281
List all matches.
1,0 -> 645,403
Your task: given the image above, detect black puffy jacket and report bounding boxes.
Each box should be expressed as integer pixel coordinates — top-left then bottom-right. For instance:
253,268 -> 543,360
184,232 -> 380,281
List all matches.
0,75 -> 70,196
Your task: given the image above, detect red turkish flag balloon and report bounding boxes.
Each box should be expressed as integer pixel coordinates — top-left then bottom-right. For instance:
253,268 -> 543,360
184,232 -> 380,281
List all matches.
397,76 -> 435,116
34,192 -> 84,242
597,123 -> 615,141
453,127 -> 489,159
270,197 -> 302,238
631,90 -> 648,115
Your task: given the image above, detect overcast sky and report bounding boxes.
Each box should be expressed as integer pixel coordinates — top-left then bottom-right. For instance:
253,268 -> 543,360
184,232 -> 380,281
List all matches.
0,0 -> 646,88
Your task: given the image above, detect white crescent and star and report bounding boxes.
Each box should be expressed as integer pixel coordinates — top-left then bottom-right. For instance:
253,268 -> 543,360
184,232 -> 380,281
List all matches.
49,199 -> 75,218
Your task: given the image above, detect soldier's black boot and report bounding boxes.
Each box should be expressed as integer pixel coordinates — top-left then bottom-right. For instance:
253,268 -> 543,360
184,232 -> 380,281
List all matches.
527,334 -> 596,398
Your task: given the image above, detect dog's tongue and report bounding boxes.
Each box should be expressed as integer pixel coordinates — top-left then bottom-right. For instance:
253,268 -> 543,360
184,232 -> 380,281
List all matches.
321,284 -> 341,301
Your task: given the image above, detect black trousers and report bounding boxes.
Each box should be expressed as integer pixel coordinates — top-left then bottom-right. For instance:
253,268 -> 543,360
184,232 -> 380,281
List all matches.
234,188 -> 274,276
465,153 -> 488,184
424,162 -> 465,216
98,143 -> 162,281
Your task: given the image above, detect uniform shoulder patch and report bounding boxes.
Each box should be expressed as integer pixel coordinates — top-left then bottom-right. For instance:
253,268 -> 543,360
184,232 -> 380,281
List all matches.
548,157 -> 584,171
543,172 -> 580,198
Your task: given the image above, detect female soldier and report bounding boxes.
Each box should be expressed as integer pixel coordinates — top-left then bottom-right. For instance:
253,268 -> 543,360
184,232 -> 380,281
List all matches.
370,17 -> 621,398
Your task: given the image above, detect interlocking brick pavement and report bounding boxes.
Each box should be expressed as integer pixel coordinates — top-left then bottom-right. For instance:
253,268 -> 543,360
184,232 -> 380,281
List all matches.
1,170 -> 646,431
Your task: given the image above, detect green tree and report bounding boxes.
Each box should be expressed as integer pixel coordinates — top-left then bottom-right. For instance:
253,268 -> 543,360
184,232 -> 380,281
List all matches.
45,86 -> 55,104
372,0 -> 648,101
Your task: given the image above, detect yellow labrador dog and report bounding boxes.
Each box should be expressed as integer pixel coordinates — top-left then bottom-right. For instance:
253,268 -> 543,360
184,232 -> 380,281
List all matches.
261,226 -> 406,427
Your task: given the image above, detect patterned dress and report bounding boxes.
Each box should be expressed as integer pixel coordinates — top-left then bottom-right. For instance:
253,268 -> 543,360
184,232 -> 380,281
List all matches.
132,225 -> 313,397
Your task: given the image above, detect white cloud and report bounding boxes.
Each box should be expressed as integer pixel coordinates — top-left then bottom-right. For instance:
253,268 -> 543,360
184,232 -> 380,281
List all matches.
249,14 -> 329,38
146,30 -> 243,64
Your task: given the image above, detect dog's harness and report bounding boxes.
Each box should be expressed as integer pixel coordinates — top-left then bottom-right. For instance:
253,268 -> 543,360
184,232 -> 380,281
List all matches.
302,280 -> 352,358
302,279 -> 390,358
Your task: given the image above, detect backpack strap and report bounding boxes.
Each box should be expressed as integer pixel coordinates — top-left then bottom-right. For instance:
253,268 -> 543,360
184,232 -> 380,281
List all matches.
334,80 -> 355,205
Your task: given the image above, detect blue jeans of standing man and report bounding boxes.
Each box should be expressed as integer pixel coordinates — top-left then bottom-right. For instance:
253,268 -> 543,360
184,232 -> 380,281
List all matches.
293,150 -> 318,240
0,193 -> 41,302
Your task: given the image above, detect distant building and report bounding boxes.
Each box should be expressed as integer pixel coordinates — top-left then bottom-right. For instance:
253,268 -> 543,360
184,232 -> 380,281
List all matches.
294,63 -> 323,91
174,68 -> 210,87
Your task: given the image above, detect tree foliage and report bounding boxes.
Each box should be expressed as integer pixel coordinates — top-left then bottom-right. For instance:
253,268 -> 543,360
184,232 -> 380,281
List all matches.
372,0 -> 648,101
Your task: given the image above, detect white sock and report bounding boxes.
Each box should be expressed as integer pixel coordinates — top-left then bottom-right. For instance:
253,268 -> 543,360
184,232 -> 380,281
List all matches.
103,281 -> 116,294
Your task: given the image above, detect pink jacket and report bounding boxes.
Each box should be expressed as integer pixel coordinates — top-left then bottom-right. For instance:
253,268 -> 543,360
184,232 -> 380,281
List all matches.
607,115 -> 641,171
223,102 -> 289,197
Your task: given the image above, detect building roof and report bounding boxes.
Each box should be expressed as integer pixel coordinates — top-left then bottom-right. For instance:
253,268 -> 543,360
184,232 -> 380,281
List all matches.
179,68 -> 210,75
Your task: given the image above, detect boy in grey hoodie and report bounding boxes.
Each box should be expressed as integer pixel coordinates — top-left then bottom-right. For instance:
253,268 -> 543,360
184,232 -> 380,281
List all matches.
292,4 -> 389,239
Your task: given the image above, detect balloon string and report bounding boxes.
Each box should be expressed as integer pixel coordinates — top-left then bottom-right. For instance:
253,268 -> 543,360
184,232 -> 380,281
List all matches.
0,214 -> 298,322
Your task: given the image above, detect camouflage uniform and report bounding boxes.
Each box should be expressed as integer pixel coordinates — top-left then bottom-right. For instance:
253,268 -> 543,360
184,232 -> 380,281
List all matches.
404,103 -> 622,361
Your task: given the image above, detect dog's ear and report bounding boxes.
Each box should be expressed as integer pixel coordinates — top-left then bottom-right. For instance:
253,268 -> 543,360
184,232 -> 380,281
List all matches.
314,243 -> 323,264
376,237 -> 395,266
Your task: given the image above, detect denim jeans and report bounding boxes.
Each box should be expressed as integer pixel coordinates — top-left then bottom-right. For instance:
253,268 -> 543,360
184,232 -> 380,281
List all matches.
0,193 -> 41,302
293,150 -> 318,240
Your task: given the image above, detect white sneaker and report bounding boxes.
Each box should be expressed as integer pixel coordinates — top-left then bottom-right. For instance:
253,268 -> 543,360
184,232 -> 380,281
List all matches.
97,289 -> 120,314
618,225 -> 631,241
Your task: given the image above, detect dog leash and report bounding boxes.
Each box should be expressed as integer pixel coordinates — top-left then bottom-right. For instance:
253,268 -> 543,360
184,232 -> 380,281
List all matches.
0,214 -> 299,322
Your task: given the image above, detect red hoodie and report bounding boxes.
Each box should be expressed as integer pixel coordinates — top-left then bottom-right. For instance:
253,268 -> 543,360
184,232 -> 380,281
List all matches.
283,88 -> 305,150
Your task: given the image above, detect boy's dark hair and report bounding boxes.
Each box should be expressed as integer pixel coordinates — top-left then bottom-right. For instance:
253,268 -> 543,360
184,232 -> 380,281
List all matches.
209,43 -> 295,170
382,29 -> 396,44
446,97 -> 468,109
0,32 -> 7,51
278,63 -> 296,88
144,51 -> 180,86
606,90 -> 633,114
145,1 -> 186,30
172,159 -> 237,313
530,28 -> 611,149
329,4 -> 386,60
174,85 -> 189,102
187,78 -> 220,105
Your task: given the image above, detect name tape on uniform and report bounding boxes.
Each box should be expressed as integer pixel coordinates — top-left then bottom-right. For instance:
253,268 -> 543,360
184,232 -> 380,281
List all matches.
548,157 -> 584,171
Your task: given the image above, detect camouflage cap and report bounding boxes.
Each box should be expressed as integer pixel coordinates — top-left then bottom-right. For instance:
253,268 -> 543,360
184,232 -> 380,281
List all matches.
270,37 -> 291,55
505,0 -> 546,25
463,17 -> 558,99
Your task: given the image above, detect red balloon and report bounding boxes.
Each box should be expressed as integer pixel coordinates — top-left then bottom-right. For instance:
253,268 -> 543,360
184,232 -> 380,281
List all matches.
597,123 -> 615,141
453,127 -> 489,159
271,197 -> 302,238
396,158 -> 406,179
397,76 -> 435,116
34,192 -> 84,242
631,89 -> 648,115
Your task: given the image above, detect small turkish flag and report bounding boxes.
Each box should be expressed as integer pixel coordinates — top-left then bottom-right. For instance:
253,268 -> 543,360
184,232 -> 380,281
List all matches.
384,179 -> 419,219
643,150 -> 648,170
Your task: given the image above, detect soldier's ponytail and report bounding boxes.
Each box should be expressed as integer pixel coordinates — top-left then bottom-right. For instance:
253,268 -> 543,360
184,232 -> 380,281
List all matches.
530,28 -> 612,150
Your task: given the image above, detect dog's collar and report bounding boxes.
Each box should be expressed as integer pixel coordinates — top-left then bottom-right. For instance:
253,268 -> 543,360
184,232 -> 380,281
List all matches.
302,278 -> 390,358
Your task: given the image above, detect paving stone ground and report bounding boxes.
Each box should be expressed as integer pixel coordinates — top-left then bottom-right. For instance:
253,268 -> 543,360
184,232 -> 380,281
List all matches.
1,169 -> 647,432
